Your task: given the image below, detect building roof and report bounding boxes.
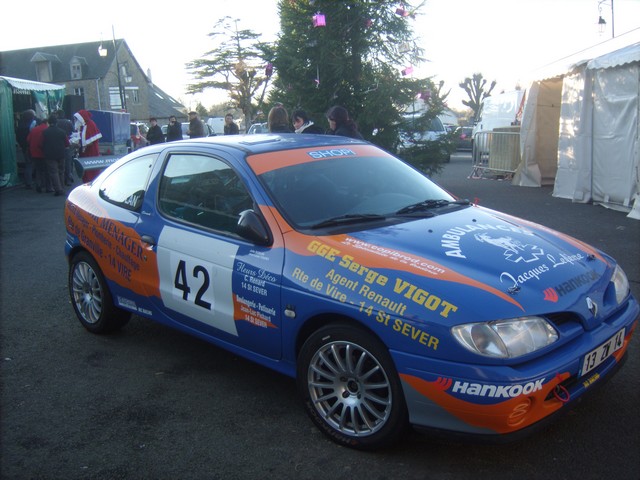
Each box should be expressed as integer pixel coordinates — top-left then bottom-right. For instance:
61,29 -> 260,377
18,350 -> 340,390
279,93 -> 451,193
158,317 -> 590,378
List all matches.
147,83 -> 188,120
0,40 -> 121,82
0,40 -> 186,119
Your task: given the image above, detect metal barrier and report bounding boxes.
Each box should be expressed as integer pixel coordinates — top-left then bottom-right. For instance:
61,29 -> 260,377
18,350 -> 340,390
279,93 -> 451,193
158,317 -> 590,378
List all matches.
470,130 -> 521,179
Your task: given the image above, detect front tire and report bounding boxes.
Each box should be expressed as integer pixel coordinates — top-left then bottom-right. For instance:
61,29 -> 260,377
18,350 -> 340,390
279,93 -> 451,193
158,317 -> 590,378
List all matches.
69,251 -> 131,333
297,323 -> 408,450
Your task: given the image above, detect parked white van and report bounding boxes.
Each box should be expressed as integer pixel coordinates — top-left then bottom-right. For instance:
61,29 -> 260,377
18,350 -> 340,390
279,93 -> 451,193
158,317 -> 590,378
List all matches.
206,117 -> 226,135
472,90 -> 525,157
472,90 -> 525,136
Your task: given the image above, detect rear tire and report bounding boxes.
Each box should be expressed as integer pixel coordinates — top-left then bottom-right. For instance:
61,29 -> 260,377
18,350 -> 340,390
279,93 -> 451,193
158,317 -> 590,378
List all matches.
69,251 -> 131,333
297,323 -> 408,450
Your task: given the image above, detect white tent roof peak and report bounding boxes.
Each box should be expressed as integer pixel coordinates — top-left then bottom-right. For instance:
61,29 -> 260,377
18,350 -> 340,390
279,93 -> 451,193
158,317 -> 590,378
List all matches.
529,27 -> 640,81
587,42 -> 640,70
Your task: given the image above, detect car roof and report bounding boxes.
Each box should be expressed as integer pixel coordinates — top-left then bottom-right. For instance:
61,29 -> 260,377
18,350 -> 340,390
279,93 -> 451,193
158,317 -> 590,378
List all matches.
141,133 -> 368,156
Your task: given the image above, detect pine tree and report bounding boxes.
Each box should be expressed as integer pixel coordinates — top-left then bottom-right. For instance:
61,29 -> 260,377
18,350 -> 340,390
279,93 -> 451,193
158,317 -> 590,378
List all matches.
270,0 -> 451,169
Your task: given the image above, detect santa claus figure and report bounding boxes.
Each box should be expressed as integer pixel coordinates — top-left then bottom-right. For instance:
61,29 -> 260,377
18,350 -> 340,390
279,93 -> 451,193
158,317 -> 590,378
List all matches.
73,109 -> 103,182
74,109 -> 102,157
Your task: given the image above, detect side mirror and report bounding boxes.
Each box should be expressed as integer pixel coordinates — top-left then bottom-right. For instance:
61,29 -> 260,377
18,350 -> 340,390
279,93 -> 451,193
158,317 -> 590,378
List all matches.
237,210 -> 271,246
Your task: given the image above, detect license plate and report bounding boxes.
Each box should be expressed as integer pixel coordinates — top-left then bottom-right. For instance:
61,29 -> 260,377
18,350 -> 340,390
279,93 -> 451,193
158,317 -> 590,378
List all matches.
580,329 -> 625,377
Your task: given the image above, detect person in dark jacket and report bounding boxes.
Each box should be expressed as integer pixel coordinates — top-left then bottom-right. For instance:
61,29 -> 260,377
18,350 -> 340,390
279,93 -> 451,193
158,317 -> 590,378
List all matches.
224,114 -> 240,135
166,116 -> 183,142
187,111 -> 205,138
16,109 -> 36,188
55,110 -> 74,185
326,105 -> 363,139
292,109 -> 324,134
268,105 -> 292,133
42,114 -> 69,196
146,117 -> 164,144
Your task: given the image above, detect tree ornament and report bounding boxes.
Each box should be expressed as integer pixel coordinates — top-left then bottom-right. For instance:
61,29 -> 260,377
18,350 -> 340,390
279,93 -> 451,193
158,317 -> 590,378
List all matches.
395,4 -> 409,17
313,12 -> 326,27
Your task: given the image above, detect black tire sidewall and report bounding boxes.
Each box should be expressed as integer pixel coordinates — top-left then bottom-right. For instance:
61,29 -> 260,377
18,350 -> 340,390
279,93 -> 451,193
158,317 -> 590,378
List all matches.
297,323 -> 408,450
69,251 -> 130,333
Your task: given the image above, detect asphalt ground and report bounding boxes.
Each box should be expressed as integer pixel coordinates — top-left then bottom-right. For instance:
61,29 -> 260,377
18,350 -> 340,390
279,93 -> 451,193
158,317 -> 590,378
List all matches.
1,151 -> 638,480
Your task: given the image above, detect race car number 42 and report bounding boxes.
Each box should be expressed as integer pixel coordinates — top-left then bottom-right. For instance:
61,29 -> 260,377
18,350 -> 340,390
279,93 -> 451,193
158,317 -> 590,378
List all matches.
581,328 -> 625,377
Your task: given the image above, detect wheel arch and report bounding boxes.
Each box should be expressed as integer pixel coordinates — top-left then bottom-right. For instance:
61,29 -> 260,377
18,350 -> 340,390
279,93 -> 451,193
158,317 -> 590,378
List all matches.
66,244 -> 92,264
294,312 -> 387,361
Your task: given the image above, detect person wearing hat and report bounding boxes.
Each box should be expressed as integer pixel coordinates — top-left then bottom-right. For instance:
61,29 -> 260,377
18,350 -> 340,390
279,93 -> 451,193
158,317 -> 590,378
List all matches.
187,111 -> 205,138
74,109 -> 102,157
146,117 -> 164,145
73,109 -> 103,182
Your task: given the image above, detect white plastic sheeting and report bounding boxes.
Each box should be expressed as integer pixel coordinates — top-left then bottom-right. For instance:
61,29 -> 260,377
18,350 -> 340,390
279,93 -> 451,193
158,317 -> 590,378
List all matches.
553,52 -> 639,214
515,40 -> 640,219
553,68 -> 594,201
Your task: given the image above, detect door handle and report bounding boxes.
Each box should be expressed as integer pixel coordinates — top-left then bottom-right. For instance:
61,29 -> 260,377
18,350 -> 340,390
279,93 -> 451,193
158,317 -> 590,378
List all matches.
141,234 -> 156,246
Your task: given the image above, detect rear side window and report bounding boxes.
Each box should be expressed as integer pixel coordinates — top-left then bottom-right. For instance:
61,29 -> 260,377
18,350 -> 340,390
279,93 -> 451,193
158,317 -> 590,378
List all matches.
99,154 -> 156,210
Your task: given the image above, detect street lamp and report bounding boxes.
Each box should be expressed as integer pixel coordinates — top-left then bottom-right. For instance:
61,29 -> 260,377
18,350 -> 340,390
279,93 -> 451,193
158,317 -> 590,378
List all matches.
98,27 -> 127,111
597,0 -> 615,38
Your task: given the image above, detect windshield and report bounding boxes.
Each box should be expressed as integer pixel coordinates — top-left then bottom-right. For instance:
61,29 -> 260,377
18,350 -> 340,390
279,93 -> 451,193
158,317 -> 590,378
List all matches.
257,152 -> 455,229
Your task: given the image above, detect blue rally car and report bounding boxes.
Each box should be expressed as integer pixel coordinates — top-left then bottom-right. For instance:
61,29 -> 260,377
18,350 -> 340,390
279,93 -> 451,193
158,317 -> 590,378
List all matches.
65,134 -> 638,450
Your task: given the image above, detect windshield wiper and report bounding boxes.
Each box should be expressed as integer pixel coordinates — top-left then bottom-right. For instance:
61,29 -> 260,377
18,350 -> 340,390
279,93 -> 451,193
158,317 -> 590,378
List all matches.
310,213 -> 386,229
395,198 -> 470,215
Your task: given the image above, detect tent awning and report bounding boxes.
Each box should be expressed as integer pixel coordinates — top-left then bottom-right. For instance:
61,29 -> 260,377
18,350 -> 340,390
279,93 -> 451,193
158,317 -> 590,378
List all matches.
0,76 -> 65,93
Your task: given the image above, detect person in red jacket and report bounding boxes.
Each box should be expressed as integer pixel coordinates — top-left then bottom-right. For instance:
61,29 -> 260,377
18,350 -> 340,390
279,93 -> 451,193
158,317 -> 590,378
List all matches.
73,109 -> 102,182
26,119 -> 50,193
74,109 -> 102,156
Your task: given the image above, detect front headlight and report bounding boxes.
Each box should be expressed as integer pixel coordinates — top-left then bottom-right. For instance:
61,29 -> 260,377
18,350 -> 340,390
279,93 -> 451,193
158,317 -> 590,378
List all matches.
612,265 -> 630,305
451,317 -> 558,359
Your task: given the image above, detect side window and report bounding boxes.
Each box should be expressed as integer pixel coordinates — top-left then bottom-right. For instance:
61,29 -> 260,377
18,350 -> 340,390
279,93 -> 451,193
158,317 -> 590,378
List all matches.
99,154 -> 156,210
158,154 -> 252,235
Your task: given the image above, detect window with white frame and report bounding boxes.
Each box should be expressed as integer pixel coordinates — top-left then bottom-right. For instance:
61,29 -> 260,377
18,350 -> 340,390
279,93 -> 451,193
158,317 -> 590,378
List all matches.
70,62 -> 82,79
109,87 -> 123,110
35,62 -> 52,83
128,87 -> 140,105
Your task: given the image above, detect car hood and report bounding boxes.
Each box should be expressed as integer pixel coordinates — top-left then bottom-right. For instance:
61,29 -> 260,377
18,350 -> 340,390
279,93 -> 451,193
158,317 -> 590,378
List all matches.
283,205 -> 613,325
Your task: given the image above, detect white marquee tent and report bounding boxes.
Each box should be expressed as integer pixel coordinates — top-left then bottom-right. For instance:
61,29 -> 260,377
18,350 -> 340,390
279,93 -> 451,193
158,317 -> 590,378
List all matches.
514,32 -> 640,219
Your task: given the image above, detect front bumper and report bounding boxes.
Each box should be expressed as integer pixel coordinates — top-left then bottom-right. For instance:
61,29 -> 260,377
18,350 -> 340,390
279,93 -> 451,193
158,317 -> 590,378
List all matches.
393,299 -> 638,436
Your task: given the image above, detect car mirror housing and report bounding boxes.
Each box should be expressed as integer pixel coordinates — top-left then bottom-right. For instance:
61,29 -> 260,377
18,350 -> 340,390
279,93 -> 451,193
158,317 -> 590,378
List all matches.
237,210 -> 271,246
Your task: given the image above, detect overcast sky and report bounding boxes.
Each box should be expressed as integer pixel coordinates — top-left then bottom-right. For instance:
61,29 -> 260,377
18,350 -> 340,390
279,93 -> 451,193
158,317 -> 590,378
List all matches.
2,0 -> 639,111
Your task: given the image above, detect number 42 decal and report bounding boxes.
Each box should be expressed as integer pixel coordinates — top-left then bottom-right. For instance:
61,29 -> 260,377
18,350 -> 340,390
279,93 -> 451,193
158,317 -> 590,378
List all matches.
174,260 -> 212,310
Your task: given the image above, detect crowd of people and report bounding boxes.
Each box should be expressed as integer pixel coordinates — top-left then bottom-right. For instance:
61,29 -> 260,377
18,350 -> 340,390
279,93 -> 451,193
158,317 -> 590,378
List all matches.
15,108 -> 102,196
265,104 -> 363,139
15,104 -> 362,193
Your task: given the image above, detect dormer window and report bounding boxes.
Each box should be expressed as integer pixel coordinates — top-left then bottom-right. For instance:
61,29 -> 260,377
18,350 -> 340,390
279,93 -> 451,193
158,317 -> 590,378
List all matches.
30,52 -> 60,83
71,62 -> 82,79
35,61 -> 52,83
69,56 -> 87,80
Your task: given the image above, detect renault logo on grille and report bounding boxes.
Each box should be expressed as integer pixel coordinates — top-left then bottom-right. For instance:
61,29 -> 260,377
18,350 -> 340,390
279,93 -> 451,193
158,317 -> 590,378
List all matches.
586,297 -> 598,317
